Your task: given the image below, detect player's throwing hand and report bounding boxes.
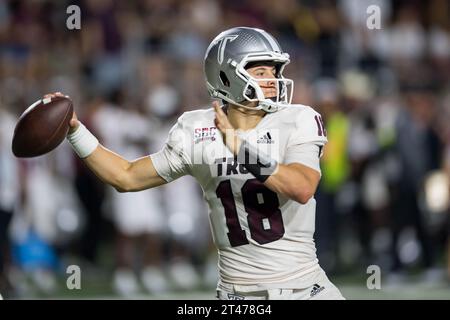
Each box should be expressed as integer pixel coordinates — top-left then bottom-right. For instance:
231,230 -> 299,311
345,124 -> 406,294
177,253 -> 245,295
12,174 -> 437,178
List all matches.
44,92 -> 80,134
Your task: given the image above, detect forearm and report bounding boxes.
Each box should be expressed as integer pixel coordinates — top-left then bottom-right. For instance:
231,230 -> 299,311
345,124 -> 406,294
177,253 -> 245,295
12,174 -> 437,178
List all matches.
237,141 -> 319,204
264,163 -> 317,204
67,123 -> 166,192
82,144 -> 132,191
82,145 -> 166,192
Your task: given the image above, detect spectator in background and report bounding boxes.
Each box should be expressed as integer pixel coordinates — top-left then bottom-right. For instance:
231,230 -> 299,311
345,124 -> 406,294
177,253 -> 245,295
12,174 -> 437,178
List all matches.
391,83 -> 442,277
0,103 -> 20,298
341,70 -> 379,266
314,78 -> 350,274
443,90 -> 450,282
72,97 -> 107,267
445,143 -> 450,281
91,91 -> 168,297
81,0 -> 125,96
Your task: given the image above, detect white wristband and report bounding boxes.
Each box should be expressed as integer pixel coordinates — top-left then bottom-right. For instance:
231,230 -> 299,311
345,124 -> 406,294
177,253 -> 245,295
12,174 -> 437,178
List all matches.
66,122 -> 99,158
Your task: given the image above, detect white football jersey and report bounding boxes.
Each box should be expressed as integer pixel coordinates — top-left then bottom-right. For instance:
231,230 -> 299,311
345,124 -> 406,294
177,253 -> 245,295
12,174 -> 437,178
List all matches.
151,104 -> 328,286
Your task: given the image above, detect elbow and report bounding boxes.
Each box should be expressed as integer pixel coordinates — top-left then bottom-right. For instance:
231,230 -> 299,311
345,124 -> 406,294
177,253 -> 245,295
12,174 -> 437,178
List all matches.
114,185 -> 130,193
113,172 -> 133,193
292,188 -> 314,205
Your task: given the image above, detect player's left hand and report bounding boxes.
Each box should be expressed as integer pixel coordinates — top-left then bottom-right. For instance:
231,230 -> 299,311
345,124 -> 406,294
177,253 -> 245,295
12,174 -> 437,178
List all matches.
213,101 -> 242,155
44,92 -> 79,134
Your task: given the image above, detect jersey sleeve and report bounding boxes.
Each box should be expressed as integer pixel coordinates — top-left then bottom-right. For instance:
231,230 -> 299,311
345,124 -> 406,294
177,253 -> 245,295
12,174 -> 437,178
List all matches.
150,114 -> 192,182
284,107 -> 328,174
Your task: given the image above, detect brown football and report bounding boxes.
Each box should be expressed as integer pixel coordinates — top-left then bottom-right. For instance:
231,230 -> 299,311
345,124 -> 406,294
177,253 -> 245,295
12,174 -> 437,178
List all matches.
12,96 -> 73,158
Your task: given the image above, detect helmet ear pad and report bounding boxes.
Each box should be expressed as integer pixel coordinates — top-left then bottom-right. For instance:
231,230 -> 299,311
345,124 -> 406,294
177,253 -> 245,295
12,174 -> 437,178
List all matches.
244,86 -> 256,99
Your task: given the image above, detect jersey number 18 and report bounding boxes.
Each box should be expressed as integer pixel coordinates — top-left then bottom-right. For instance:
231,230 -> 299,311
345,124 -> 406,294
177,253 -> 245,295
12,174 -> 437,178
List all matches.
216,179 -> 285,246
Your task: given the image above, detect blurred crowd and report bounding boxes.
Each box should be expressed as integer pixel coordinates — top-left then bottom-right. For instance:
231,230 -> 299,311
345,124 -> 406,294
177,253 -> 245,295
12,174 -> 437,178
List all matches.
1,0 -> 450,298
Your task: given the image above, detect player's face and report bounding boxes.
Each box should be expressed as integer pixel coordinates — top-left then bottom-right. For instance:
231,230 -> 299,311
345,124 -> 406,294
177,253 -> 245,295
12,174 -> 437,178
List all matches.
246,65 -> 277,98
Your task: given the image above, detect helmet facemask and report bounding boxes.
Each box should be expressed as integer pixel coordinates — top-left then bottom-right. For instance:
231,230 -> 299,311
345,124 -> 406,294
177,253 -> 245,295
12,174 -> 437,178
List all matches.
236,53 -> 294,113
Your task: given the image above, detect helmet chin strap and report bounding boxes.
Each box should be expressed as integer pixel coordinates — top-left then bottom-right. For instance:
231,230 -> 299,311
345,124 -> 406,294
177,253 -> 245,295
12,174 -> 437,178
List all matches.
226,97 -> 286,113
212,87 -> 286,114
258,98 -> 288,113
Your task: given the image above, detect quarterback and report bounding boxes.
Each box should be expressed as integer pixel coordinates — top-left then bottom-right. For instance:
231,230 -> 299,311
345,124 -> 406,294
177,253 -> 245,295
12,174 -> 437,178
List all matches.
50,27 -> 344,300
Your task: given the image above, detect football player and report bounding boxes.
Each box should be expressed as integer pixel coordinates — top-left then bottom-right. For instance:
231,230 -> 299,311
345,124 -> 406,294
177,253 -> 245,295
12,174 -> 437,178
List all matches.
49,27 -> 344,300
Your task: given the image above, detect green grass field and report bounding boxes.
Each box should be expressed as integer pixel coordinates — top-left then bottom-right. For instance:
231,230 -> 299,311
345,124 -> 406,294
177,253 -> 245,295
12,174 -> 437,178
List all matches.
13,273 -> 449,300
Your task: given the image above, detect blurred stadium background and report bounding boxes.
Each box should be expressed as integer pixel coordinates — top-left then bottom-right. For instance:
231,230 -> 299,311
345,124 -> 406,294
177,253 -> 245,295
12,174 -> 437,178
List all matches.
1,0 -> 450,300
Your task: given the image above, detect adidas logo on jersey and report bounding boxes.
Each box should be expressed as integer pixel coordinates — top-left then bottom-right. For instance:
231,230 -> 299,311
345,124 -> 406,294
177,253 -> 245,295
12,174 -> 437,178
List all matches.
257,132 -> 275,144
227,293 -> 245,300
310,283 -> 325,297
